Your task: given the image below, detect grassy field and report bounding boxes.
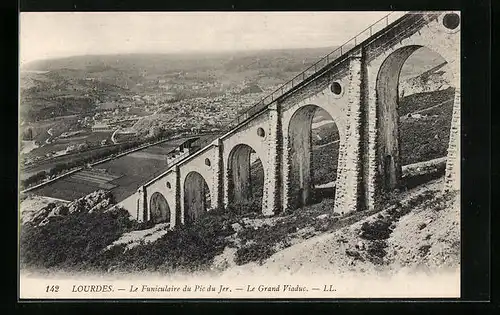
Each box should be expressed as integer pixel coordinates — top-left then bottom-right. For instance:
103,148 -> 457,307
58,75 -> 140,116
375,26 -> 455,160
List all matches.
27,137 -> 193,201
83,131 -> 115,145
21,115 -> 80,145
24,130 -> 114,161
114,133 -> 140,143
399,89 -> 454,165
312,141 -> 340,186
102,155 -> 171,202
21,144 -> 122,180
30,178 -> 102,201
398,87 -> 455,116
21,135 -> 195,184
30,154 -> 170,201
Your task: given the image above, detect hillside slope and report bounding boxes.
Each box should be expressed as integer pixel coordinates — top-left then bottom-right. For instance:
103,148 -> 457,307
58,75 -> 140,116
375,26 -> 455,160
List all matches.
218,178 -> 459,278
20,171 -> 459,281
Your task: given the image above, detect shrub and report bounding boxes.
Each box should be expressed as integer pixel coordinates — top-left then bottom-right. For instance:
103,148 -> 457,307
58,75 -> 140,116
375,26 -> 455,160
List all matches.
19,207 -> 135,270
313,216 -> 339,232
225,199 -> 261,217
20,196 -> 246,273
132,219 -> 156,231
235,214 -> 308,265
87,207 -> 236,273
21,171 -> 48,188
359,220 -> 392,241
418,244 -> 432,257
235,243 -> 274,266
366,240 -> 388,264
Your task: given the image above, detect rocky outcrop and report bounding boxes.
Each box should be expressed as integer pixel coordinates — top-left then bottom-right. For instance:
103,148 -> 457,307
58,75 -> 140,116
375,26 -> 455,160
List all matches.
26,190 -> 116,227
399,62 -> 451,98
402,157 -> 447,178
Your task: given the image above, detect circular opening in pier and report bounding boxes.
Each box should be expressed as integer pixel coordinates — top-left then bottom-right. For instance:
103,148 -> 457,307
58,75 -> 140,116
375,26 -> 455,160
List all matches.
257,127 -> 266,138
166,181 -> 171,189
205,158 -> 211,167
443,13 -> 460,30
331,82 -> 342,95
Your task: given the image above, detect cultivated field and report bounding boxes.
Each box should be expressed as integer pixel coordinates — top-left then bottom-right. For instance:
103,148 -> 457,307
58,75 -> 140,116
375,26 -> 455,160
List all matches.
28,137 -> 197,201
21,144 -> 121,180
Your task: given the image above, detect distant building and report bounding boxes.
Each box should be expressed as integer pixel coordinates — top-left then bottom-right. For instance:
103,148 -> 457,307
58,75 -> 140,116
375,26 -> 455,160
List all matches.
92,122 -> 112,132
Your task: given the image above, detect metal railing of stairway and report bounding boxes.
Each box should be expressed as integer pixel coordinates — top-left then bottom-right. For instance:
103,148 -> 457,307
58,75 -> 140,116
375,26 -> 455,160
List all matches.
142,11 -> 413,186
225,11 -> 408,129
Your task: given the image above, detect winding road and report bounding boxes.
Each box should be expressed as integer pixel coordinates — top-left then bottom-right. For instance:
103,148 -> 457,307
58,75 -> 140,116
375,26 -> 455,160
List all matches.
45,128 -> 54,144
111,128 -> 120,144
408,98 -> 453,115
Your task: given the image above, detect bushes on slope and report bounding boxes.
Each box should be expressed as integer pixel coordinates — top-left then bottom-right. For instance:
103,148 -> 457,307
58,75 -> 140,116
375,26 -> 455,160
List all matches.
89,207 -> 236,273
19,207 -> 135,270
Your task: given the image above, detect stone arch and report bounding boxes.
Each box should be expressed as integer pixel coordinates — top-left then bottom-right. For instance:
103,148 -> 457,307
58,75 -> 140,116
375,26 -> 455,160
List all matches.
183,171 -> 211,224
287,104 -> 341,210
375,44 -> 456,192
227,143 -> 265,210
149,192 -> 171,224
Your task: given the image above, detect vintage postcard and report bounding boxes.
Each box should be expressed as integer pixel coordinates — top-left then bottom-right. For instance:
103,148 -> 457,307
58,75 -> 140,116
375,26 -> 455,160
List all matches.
18,11 -> 461,299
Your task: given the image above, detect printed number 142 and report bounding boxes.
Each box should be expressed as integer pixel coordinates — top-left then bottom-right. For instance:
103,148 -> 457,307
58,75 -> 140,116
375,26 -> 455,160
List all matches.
46,285 -> 59,292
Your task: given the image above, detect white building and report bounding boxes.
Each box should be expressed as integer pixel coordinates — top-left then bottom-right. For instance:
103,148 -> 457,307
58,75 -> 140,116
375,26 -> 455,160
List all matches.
92,122 -> 112,132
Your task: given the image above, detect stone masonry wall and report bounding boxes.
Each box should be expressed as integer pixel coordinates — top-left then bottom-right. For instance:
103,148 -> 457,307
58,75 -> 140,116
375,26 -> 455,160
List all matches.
221,110 -> 270,214
444,87 -> 461,192
333,51 -> 364,214
116,192 -> 141,221
280,60 -> 351,213
265,102 -> 282,215
364,11 -> 460,209
178,145 -> 220,223
143,169 -> 178,226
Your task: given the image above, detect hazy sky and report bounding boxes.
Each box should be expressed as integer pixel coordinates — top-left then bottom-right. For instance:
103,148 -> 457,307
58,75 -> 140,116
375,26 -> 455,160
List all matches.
20,11 -> 391,65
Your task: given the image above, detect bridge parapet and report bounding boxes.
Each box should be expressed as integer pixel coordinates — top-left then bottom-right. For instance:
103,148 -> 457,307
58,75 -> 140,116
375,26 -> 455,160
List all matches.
166,149 -> 190,166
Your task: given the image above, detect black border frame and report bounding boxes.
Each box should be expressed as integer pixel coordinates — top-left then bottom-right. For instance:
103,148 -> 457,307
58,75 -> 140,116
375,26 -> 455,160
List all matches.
3,0 -> 492,312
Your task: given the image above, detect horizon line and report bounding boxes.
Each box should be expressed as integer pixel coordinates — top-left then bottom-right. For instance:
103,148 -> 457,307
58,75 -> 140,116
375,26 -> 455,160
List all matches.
20,45 -> 340,67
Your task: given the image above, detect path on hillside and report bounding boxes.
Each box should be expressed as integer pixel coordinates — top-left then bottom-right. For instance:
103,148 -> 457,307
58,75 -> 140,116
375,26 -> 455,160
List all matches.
313,139 -> 339,149
111,128 -> 120,144
20,141 -> 39,154
45,128 -> 53,144
409,98 -> 453,115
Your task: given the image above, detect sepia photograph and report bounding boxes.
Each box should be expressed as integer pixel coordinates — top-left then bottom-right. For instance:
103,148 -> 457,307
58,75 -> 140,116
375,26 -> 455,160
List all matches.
18,10 -> 462,299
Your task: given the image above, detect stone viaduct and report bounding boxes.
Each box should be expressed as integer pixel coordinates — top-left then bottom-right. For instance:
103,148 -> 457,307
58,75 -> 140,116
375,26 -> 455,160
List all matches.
122,11 -> 461,225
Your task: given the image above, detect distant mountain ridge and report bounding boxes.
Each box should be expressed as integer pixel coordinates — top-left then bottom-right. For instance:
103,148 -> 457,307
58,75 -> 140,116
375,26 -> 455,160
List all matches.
21,47 -> 336,71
